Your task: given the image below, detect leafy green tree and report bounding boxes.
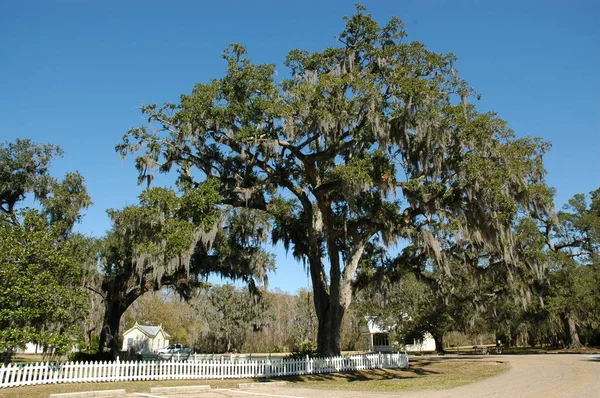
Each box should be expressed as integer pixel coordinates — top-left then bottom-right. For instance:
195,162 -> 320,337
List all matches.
0,139 -> 91,230
117,6 -> 552,355
0,139 -> 60,215
545,189 -> 600,348
396,280 -> 455,352
0,139 -> 91,364
487,189 -> 600,349
0,211 -> 87,364
95,183 -> 274,357
41,173 -> 92,235
81,270 -> 105,350
357,271 -> 468,352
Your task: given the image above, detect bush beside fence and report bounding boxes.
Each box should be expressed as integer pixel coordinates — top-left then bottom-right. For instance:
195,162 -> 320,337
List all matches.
0,352 -> 408,388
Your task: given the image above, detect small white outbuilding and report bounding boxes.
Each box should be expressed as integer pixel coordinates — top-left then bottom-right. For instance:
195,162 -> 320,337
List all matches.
121,322 -> 170,353
361,317 -> 436,352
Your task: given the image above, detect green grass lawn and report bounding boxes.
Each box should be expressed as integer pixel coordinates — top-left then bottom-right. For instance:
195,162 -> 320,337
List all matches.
280,358 -> 509,392
8,355 -> 49,364
0,358 -> 509,398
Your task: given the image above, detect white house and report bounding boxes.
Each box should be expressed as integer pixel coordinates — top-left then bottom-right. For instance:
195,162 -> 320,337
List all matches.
361,317 -> 436,352
16,342 -> 78,354
17,342 -> 46,354
121,322 -> 170,353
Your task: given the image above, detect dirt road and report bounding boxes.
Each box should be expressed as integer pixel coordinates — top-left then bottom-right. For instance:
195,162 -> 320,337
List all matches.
400,354 -> 599,398
144,354 -> 598,398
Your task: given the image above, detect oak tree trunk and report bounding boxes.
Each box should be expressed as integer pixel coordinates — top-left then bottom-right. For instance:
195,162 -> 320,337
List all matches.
314,299 -> 344,356
433,334 -> 444,353
510,328 -> 519,347
98,300 -> 127,359
305,200 -> 367,357
563,313 -> 584,349
309,249 -> 346,357
2,347 -> 13,366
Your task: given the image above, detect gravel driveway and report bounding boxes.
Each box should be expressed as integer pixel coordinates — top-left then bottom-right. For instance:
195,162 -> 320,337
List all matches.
397,354 -> 599,398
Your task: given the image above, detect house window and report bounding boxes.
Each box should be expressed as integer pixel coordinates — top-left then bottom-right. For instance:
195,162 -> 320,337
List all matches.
374,333 -> 389,346
127,338 -> 133,349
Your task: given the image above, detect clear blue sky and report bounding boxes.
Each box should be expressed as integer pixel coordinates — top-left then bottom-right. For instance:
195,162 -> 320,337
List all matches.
1,0 -> 598,293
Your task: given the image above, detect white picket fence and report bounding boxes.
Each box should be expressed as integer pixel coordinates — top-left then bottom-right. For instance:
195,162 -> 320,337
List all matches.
0,352 -> 408,388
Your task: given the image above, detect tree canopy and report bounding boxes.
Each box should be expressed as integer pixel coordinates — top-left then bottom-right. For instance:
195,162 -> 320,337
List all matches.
93,182 -> 274,357
118,6 -> 553,355
0,211 -> 87,364
0,139 -> 91,229
0,139 -> 60,215
544,189 -> 600,347
0,139 -> 91,364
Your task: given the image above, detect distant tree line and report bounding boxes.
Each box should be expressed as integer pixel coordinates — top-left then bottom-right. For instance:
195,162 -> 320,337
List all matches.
119,286 -> 365,354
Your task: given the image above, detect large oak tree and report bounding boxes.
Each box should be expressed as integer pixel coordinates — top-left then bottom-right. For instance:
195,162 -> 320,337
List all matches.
94,183 -> 274,357
118,6 -> 552,355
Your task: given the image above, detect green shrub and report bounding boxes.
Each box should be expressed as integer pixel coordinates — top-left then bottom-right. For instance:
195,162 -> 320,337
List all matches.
68,349 -> 113,362
286,340 -> 319,359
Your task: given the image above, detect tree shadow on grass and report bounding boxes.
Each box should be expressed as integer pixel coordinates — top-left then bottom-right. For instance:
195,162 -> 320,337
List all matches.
269,365 -> 440,385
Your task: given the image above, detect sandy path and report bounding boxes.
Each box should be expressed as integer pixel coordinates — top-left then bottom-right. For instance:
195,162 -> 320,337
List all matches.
404,354 -> 599,398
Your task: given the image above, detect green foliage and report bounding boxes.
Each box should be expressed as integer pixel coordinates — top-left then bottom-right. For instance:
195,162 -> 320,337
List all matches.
0,139 -> 91,233
67,349 -> 113,363
95,179 -> 275,357
117,6 -> 554,356
0,139 -> 61,214
286,340 -> 319,359
41,172 -> 92,233
0,210 -> 87,357
466,188 -> 600,349
357,273 -> 449,351
0,139 -> 91,364
543,188 -> 600,347
103,182 -> 223,289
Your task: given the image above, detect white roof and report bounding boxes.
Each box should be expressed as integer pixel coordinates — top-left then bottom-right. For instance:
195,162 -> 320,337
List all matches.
124,322 -> 171,338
